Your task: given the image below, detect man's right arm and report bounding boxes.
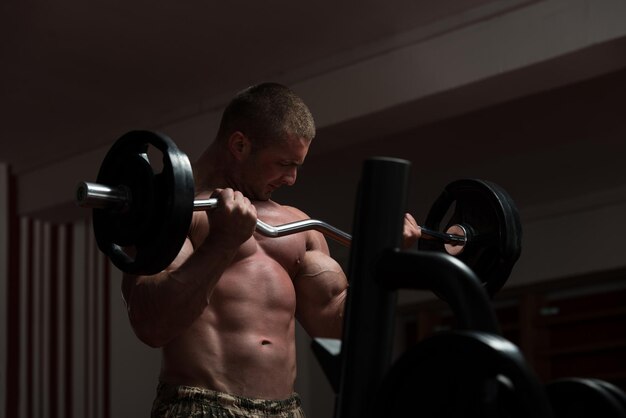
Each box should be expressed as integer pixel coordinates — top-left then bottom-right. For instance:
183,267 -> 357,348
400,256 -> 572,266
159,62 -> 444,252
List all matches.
122,238 -> 238,348
121,188 -> 257,348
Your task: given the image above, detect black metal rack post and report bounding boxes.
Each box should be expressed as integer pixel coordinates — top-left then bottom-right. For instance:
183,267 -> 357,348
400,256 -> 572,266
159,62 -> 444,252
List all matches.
335,157 -> 411,418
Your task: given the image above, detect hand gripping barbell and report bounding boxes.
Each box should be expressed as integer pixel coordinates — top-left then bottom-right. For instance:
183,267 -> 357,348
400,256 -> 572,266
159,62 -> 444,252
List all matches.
76,131 -> 521,294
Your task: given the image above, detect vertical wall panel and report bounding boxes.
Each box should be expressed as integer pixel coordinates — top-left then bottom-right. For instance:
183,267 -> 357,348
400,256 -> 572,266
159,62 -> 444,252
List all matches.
0,190 -> 112,418
41,223 -> 50,417
7,170 -> 21,418
89,222 -> 96,418
72,220 -> 86,418
19,218 -> 29,418
0,163 -> 7,417
49,225 -> 59,418
85,219 -> 93,418
93,240 -> 100,418
103,255 -> 111,418
2,169 -> 114,418
0,163 -> 23,416
33,220 -> 42,418
64,223 -> 74,418
56,226 -> 66,418
10,184 -> 20,417
26,219 -> 35,418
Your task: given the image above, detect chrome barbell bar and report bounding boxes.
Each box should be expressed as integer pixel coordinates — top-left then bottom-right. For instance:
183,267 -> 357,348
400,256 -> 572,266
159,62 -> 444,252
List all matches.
76,181 -> 466,248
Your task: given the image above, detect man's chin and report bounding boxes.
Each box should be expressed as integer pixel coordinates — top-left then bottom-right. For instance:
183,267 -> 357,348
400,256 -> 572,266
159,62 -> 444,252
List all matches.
242,187 -> 271,201
262,187 -> 278,200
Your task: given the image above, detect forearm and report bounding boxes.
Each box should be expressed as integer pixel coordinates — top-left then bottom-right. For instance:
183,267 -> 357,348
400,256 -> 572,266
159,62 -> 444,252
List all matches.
125,241 -> 237,347
315,288 -> 347,339
294,247 -> 349,340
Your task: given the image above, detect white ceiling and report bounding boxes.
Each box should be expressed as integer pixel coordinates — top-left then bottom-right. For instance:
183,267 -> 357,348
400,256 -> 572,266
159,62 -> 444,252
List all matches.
1,0 -> 508,174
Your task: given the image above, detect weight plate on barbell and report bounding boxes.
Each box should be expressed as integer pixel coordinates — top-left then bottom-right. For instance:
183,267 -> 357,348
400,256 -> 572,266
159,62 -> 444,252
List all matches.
93,130 -> 194,275
418,179 -> 522,296
591,379 -> 626,413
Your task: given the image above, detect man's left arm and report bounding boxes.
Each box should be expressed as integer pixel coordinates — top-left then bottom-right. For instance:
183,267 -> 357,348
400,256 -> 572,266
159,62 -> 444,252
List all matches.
293,231 -> 348,339
293,212 -> 421,339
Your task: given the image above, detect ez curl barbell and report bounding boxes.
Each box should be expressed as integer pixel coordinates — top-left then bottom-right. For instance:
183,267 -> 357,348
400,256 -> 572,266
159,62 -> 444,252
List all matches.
76,182 -> 467,248
76,130 -> 521,294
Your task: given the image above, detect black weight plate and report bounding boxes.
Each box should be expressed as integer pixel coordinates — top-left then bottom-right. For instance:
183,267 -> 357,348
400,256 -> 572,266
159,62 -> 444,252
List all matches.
590,379 -> 626,412
373,331 -> 551,418
93,130 -> 194,275
546,378 -> 626,418
99,151 -> 156,246
418,179 -> 522,296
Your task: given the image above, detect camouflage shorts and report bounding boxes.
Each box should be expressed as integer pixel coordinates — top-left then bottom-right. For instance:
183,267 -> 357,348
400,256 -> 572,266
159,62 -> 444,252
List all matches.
151,382 -> 306,418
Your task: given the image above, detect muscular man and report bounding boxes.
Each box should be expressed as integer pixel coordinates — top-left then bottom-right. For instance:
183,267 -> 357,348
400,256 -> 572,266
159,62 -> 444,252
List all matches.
122,83 -> 421,418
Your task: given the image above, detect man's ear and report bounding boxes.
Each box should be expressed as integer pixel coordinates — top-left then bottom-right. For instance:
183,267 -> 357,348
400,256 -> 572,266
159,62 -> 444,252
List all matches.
227,131 -> 251,161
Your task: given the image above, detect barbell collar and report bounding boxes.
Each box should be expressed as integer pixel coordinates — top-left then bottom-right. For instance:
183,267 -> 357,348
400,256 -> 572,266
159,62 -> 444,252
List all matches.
76,181 -> 130,211
420,226 -> 467,246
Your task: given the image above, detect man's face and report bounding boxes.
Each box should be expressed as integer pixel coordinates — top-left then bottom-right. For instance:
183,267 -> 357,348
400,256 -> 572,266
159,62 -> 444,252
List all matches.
239,134 -> 311,201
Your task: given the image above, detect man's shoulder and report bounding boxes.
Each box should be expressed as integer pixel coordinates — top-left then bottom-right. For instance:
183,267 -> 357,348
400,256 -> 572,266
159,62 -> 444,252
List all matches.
270,200 -> 309,218
256,200 -> 310,223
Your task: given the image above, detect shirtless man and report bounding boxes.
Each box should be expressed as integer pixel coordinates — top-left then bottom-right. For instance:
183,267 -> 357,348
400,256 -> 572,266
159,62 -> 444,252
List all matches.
121,83 -> 421,417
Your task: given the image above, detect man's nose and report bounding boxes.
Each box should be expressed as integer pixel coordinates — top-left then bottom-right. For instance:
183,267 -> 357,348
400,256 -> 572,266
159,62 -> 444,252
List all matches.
281,167 -> 297,186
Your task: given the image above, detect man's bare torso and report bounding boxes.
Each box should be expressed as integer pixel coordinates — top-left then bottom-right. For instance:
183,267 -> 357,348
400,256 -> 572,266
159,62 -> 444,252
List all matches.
159,198 -> 310,400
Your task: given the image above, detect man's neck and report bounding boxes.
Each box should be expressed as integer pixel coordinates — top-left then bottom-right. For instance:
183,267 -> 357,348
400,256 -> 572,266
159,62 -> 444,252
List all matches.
193,145 -> 235,192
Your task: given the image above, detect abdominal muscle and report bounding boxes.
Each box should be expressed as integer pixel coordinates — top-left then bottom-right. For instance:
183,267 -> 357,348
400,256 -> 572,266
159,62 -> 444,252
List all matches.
159,243 -> 300,400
